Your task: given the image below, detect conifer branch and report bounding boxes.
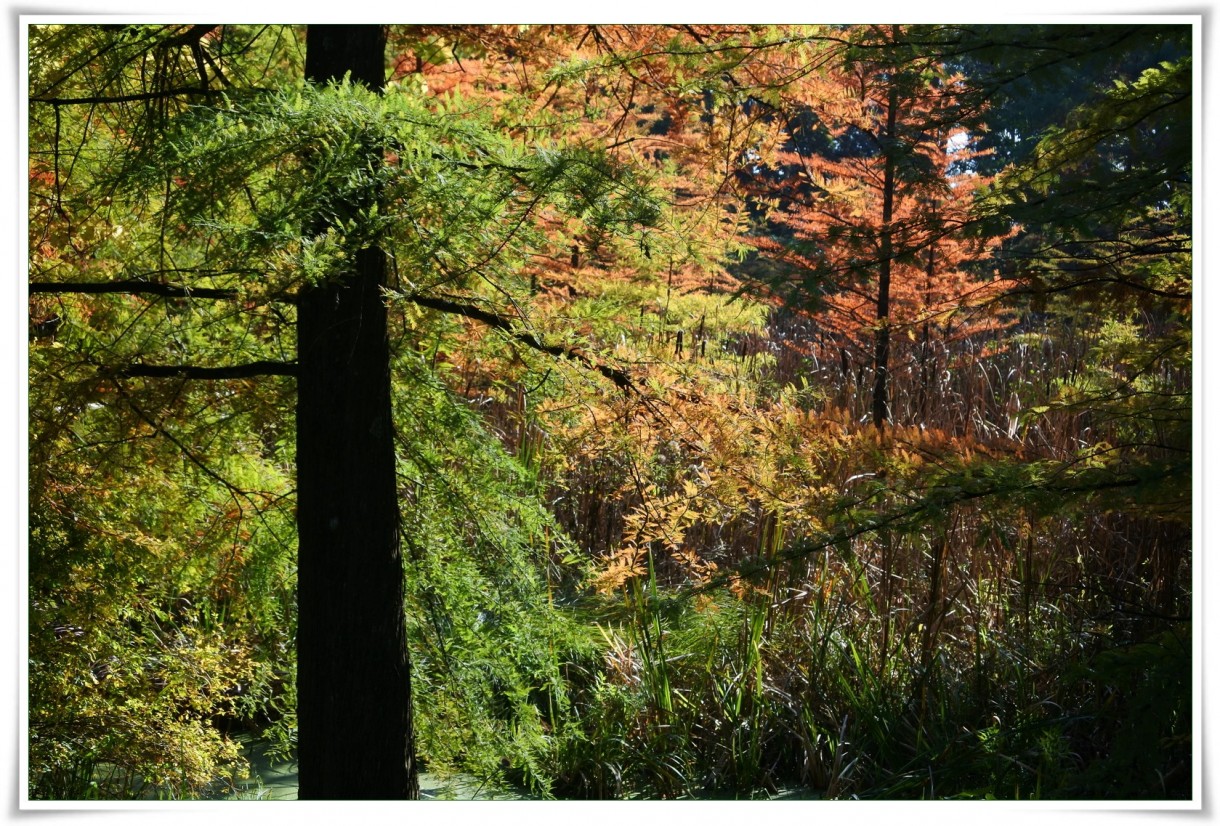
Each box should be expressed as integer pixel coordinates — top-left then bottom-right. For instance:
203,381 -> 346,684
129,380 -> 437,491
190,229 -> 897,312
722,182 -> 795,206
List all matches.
30,281 -> 640,391
111,377 -> 285,520
685,457 -> 1185,601
1003,276 -> 1191,302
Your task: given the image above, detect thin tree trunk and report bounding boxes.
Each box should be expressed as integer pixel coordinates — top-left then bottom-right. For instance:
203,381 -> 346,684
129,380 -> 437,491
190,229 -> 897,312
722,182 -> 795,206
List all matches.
918,240 -> 935,424
872,79 -> 899,430
296,24 -> 418,800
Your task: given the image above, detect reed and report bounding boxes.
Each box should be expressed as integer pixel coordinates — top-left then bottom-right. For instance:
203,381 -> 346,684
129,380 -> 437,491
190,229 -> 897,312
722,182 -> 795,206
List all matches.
422,252 -> 1192,801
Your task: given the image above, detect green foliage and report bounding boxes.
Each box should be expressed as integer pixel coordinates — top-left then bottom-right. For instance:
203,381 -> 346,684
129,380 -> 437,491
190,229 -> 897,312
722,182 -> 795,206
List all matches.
27,22 -> 1192,803
1062,625 -> 1191,798
986,57 -> 1190,228
98,78 -> 660,310
389,345 -> 599,795
27,352 -> 296,798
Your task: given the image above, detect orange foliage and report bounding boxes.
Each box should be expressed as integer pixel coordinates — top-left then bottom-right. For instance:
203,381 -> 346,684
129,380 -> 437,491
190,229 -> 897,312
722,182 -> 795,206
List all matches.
745,26 -> 1017,424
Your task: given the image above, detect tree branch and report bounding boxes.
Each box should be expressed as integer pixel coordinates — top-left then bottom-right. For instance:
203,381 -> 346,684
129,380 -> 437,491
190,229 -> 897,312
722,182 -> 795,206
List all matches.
31,86 -> 216,106
404,293 -> 637,391
111,377 -> 289,530
117,361 -> 298,379
1003,277 -> 1191,302
31,279 -> 632,387
30,280 -> 246,301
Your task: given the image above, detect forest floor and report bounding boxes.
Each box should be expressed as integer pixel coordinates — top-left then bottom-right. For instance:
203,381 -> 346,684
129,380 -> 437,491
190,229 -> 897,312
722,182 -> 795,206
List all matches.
221,737 -> 820,801
221,737 -> 532,801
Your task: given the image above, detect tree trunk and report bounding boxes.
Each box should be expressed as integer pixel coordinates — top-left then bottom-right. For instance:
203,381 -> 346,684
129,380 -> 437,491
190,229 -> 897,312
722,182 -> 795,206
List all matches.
917,241 -> 935,424
871,79 -> 899,430
296,24 -> 418,800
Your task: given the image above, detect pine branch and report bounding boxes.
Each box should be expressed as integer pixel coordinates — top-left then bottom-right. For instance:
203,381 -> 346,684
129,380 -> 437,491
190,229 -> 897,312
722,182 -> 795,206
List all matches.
111,377 -> 288,526
683,457 -> 1185,601
32,280 -> 633,387
1002,275 -> 1191,302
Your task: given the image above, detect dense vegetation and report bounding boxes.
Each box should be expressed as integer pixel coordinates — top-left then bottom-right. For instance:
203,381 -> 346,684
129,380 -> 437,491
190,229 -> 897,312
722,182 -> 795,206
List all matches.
26,22 -> 1192,801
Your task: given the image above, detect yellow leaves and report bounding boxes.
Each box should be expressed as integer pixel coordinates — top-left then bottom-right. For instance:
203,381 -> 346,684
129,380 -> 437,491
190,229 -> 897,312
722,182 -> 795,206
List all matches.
680,477 -> 700,499
594,544 -> 647,594
670,544 -> 717,584
623,488 -> 695,554
727,573 -> 770,601
817,570 -> 838,605
728,574 -> 748,599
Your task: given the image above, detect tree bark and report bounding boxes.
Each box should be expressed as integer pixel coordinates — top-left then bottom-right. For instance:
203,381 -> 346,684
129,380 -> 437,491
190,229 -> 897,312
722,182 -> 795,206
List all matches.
296,24 -> 418,800
871,79 -> 898,430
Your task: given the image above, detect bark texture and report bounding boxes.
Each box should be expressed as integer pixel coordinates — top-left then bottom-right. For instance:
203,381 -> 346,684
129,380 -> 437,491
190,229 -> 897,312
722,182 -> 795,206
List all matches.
296,24 -> 418,800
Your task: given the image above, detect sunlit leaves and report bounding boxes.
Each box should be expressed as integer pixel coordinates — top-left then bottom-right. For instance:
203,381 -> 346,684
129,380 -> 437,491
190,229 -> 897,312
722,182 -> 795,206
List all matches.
27,372 -> 294,798
27,22 -> 1194,801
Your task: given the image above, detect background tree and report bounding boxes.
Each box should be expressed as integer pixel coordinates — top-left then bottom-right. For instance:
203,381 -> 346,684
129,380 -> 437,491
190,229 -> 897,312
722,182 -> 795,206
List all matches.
744,24 -> 1009,428
976,51 -> 1192,525
28,24 -> 303,798
948,23 -> 1191,175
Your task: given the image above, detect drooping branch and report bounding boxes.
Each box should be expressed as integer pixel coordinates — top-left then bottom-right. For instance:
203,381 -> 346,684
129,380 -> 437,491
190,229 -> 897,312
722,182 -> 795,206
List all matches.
1002,276 -> 1191,303
111,377 -> 287,526
685,455 -> 1187,601
404,293 -> 637,391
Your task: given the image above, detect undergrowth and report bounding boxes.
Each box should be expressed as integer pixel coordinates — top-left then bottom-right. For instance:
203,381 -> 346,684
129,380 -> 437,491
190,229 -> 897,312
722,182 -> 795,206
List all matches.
429,273 -> 1191,801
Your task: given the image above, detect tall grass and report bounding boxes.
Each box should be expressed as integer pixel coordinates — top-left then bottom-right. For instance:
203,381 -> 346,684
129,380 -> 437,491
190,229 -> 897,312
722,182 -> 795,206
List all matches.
455,285 -> 1192,800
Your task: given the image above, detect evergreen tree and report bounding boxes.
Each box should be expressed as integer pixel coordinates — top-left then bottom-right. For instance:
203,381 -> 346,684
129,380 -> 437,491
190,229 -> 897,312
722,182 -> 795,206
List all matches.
293,24 -> 417,800
28,22 -> 658,799
746,24 -> 1008,427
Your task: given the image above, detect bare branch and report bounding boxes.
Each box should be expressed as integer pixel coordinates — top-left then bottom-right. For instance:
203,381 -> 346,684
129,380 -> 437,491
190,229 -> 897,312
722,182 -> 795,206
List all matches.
404,293 -> 637,391
31,86 -> 216,106
117,361 -> 298,379
31,280 -> 245,301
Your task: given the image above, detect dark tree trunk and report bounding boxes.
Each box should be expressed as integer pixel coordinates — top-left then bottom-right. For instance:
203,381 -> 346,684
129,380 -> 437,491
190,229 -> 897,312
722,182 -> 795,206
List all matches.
872,79 -> 899,430
917,240 -> 936,425
296,24 -> 418,800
